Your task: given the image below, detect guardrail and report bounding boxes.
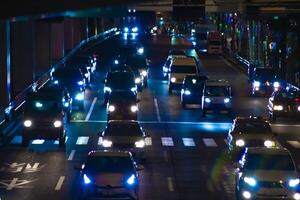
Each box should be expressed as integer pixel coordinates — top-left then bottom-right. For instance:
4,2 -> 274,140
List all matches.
0,27 -> 119,133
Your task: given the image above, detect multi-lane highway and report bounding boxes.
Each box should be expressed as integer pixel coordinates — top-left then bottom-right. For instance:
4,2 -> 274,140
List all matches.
0,34 -> 300,200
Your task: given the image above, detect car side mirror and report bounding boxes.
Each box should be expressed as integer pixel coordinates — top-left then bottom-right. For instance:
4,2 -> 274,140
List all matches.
136,165 -> 144,171
233,162 -> 242,169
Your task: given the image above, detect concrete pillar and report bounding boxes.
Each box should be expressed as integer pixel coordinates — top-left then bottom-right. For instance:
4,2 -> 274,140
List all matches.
11,21 -> 35,97
51,22 -> 64,63
0,20 -> 11,107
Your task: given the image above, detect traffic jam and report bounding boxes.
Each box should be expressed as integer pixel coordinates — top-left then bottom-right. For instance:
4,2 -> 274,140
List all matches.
1,6 -> 300,200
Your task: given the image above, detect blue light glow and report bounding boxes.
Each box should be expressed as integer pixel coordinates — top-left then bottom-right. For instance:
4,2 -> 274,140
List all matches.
77,81 -> 84,86
64,102 -> 70,107
126,174 -> 136,185
184,90 -> 191,95
244,177 -> 256,187
124,27 -> 129,33
132,27 -> 138,33
75,93 -> 84,101
137,47 -> 144,55
224,98 -> 230,103
114,59 -> 119,65
35,102 -> 43,108
253,81 -> 260,87
205,98 -> 211,103
289,179 -> 300,187
83,174 -> 91,184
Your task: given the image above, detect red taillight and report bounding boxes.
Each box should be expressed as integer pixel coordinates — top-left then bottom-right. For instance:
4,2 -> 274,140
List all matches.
295,98 -> 299,103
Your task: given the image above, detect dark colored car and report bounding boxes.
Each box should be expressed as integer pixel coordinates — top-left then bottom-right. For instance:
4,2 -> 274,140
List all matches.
107,91 -> 139,121
181,75 -> 208,108
252,68 -> 280,96
76,151 -> 143,200
99,121 -> 149,160
103,70 -> 137,103
126,56 -> 149,87
22,91 -> 67,147
268,88 -> 300,121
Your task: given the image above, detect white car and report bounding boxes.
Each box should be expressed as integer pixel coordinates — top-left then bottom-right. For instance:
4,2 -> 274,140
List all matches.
168,57 -> 198,94
202,79 -> 232,117
235,147 -> 300,200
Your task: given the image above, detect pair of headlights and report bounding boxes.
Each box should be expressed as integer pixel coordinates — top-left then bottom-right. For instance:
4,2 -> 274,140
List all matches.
23,120 -> 62,128
83,173 -> 136,185
243,176 -> 300,188
108,105 -> 138,113
253,81 -> 280,88
273,105 -> 300,112
101,139 -> 145,148
235,139 -> 273,148
204,98 -> 230,104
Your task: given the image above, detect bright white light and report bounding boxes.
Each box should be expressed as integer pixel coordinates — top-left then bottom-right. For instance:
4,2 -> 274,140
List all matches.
133,9 -> 136,13
132,27 -> 138,33
273,105 -> 283,111
294,193 -> 300,200
184,90 -> 191,95
171,77 -> 176,83
53,120 -> 62,128
244,177 -> 256,186
253,81 -> 260,87
264,140 -> 273,148
124,27 -> 129,32
75,93 -> 84,101
83,174 -> 91,184
273,81 -> 280,88
137,47 -> 144,55
131,87 -> 137,92
192,41 -> 196,46
205,98 -> 211,103
24,120 -> 32,127
135,140 -> 145,148
141,70 -> 147,77
35,102 -> 43,108
108,105 -> 115,112
126,174 -> 136,185
102,140 -> 112,147
224,98 -> 230,103
192,79 -> 197,84
114,59 -> 119,65
104,86 -> 112,93
131,105 -> 138,112
135,77 -> 141,84
77,81 -> 84,86
64,102 -> 70,107
298,106 -> 300,112
128,9 -> 131,13
242,191 -> 251,199
191,29 -> 196,33
236,139 -> 245,147
54,80 -> 59,84
85,73 -> 89,78
289,179 -> 300,187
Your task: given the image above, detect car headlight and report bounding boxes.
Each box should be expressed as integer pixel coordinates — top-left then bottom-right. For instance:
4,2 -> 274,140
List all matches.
236,139 -> 245,147
273,81 -> 280,88
141,70 -> 147,77
104,86 -> 112,93
242,191 -> 252,199
35,102 -> 43,108
135,77 -> 141,84
163,67 -> 168,73
294,193 -> 300,200
77,81 -> 84,86
264,140 -> 273,148
171,77 -> 176,83
135,140 -> 145,148
84,73 -> 89,78
53,120 -> 62,128
64,102 -> 70,107
24,120 -> 32,127
131,105 -> 138,112
132,27 -> 138,33
83,174 -> 92,184
108,105 -> 115,112
184,90 -> 191,95
273,105 -> 283,111
298,106 -> 300,112
102,139 -> 112,147
244,176 -> 257,187
289,178 -> 300,187
137,47 -> 144,55
126,174 -> 136,185
54,80 -> 59,84
205,98 -> 211,103
253,81 -> 260,87
124,27 -> 129,33
75,93 -> 84,101
131,87 -> 137,92
224,98 -> 230,103
114,59 -> 119,65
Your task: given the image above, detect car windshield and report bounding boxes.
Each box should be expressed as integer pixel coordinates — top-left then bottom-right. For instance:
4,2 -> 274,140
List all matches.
87,156 -> 134,173
171,65 -> 196,73
245,153 -> 295,171
205,86 -> 230,96
106,123 -> 142,136
235,122 -> 272,133
25,100 -> 60,113
254,69 -> 276,81
109,93 -> 136,104
107,73 -> 135,89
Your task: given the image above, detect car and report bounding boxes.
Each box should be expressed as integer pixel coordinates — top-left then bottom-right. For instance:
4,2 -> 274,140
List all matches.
52,68 -> 86,110
227,116 -> 278,159
202,80 -> 232,117
268,87 -> 300,121
76,151 -> 143,200
126,55 -> 150,87
107,91 -> 139,121
181,75 -> 208,108
162,51 -> 187,78
168,49 -> 186,57
103,70 -> 137,103
234,147 -> 300,200
168,57 -> 198,93
22,91 -> 67,147
99,121 -> 149,160
252,68 -> 280,96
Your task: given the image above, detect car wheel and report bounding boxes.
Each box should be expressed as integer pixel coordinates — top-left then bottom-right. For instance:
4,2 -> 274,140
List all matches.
202,109 -> 206,117
22,136 -> 29,147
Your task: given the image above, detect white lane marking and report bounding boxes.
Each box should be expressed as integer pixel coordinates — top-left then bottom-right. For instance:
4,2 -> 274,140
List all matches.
203,138 -> 217,147
167,177 -> 174,192
154,98 -> 161,122
67,150 -> 76,161
54,136 -> 68,145
85,97 -> 97,121
76,136 -> 89,145
55,176 -> 65,191
145,137 -> 152,146
14,101 -> 26,111
31,139 -> 45,145
161,137 -> 174,146
182,138 -> 196,147
7,178 -> 18,190
287,141 -> 300,148
98,137 -> 103,145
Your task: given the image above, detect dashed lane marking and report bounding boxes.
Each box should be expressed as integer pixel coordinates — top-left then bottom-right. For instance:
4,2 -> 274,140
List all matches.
161,137 -> 174,146
31,139 -> 45,145
85,97 -> 97,122
76,136 -> 89,145
67,150 -> 76,161
55,176 -> 65,191
203,138 -> 217,147
167,177 -> 174,192
182,138 -> 196,147
287,141 -> 300,148
154,98 -> 161,122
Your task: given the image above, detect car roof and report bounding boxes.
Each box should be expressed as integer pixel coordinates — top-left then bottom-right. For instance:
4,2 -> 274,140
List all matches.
88,150 -> 131,158
171,57 -> 197,66
205,79 -> 230,86
247,147 -> 290,155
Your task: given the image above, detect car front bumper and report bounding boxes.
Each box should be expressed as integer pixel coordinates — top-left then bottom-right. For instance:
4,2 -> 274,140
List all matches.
82,185 -> 137,200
